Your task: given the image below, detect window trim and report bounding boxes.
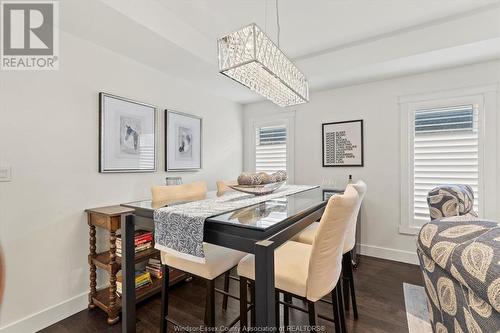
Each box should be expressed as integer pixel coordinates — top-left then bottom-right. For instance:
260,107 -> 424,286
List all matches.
246,111 -> 295,183
398,86 -> 494,235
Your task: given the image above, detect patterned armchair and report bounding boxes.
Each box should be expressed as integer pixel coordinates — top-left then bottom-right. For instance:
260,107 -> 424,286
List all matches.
417,218 -> 500,332
427,185 -> 478,221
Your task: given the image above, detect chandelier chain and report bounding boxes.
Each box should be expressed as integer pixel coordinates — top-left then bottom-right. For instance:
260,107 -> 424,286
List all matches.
275,0 -> 280,47
264,0 -> 267,33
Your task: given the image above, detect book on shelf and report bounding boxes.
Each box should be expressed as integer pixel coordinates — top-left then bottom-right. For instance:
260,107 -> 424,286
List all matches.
116,270 -> 153,295
115,229 -> 154,257
145,258 -> 163,279
116,242 -> 152,257
116,229 -> 153,246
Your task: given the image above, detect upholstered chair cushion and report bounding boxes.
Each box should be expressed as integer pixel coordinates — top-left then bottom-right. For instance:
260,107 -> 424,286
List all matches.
237,241 -> 311,297
427,185 -> 477,220
306,185 -> 359,301
293,222 -> 318,245
237,187 -> 358,302
161,243 -> 245,280
151,181 -> 207,203
343,181 -> 367,253
292,180 -> 366,254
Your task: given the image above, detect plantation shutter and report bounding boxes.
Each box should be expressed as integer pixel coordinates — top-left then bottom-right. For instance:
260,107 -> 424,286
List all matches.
255,125 -> 287,174
413,104 -> 480,225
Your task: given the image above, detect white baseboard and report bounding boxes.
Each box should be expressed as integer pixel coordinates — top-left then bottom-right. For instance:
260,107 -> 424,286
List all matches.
358,243 -> 419,265
0,291 -> 89,333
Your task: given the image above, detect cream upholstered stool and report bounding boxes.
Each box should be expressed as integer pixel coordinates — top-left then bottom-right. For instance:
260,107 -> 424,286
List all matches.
160,244 -> 246,331
293,181 -> 366,319
152,181 -> 246,331
237,186 -> 359,332
151,180 -> 208,203
216,180 -> 237,197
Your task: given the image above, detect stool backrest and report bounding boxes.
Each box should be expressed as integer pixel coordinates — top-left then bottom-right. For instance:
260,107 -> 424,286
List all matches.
216,180 -> 237,196
151,181 -> 207,203
306,186 -> 359,301
343,180 -> 367,253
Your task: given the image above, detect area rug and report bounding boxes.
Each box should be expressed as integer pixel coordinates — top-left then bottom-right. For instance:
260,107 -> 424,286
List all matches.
403,283 -> 432,333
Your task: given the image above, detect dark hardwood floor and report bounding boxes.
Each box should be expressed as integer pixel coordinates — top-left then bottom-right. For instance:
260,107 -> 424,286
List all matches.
40,256 -> 423,333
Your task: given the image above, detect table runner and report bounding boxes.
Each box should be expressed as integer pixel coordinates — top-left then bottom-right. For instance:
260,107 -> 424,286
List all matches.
154,185 -> 317,263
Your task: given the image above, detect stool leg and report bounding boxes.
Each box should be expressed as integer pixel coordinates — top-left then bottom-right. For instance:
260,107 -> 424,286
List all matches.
336,285 -> 347,333
239,277 -> 248,331
308,301 -> 316,326
160,265 -> 170,333
283,294 -> 291,330
250,282 -> 256,327
342,253 -> 350,312
222,271 -> 230,311
275,291 -> 280,329
347,252 -> 359,319
331,288 -> 341,333
205,279 -> 215,328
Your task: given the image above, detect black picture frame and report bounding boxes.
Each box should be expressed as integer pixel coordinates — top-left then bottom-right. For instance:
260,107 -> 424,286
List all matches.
164,110 -> 203,172
99,92 -> 157,173
322,119 -> 364,167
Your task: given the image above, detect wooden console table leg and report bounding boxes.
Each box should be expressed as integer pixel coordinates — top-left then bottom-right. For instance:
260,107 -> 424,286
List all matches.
107,230 -> 119,325
88,219 -> 97,309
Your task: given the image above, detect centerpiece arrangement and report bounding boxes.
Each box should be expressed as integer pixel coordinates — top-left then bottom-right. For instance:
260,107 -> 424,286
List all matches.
229,170 -> 287,195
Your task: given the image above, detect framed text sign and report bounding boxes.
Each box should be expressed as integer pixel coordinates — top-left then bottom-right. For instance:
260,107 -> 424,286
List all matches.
322,119 -> 364,167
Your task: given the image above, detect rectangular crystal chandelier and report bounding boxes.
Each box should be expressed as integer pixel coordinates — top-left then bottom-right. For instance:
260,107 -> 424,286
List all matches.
217,23 -> 309,107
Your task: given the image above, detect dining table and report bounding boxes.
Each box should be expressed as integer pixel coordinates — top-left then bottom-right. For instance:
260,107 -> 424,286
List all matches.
120,185 -> 342,332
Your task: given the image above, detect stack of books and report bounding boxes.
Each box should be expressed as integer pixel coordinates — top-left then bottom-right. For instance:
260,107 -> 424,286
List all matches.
116,230 -> 153,257
145,258 -> 163,279
116,270 -> 152,296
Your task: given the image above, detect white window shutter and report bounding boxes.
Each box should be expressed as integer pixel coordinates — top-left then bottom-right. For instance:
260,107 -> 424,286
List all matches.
413,104 -> 479,225
255,125 -> 287,174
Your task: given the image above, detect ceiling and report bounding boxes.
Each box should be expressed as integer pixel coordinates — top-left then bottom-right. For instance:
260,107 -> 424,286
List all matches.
61,0 -> 500,105
160,0 -> 499,58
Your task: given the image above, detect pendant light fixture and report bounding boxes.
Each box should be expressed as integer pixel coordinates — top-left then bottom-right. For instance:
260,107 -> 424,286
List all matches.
217,0 -> 309,107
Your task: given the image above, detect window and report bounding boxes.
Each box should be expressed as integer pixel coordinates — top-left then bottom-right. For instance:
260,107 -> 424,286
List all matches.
413,105 -> 479,224
255,125 -> 287,174
399,88 -> 491,235
246,111 -> 295,182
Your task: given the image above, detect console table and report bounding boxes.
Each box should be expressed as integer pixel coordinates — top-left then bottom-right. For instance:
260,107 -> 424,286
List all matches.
86,205 -> 187,324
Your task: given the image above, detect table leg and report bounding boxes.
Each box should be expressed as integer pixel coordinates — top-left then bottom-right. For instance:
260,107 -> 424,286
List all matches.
254,240 -> 276,329
121,214 -> 136,333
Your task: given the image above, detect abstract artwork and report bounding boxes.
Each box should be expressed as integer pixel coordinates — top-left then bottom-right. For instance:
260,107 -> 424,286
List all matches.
322,119 -> 364,167
99,93 -> 156,172
165,110 -> 202,171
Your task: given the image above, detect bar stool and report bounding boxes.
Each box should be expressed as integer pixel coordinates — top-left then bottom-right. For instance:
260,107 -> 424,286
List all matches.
151,181 -> 247,331
293,181 -> 366,318
237,186 -> 360,332
216,180 -> 237,196
160,244 -> 246,332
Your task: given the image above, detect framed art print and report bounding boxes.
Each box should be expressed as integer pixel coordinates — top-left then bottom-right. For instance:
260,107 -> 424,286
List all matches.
99,93 -> 156,172
322,119 -> 364,167
165,110 -> 202,171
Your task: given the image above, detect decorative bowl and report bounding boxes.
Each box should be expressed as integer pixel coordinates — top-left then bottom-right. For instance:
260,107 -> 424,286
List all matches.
228,181 -> 285,196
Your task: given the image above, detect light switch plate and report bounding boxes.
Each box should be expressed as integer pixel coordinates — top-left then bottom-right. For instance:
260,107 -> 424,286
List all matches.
0,166 -> 11,182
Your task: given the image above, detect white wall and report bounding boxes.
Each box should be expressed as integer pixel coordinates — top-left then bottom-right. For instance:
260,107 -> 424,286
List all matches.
243,60 -> 500,264
0,31 -> 242,331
